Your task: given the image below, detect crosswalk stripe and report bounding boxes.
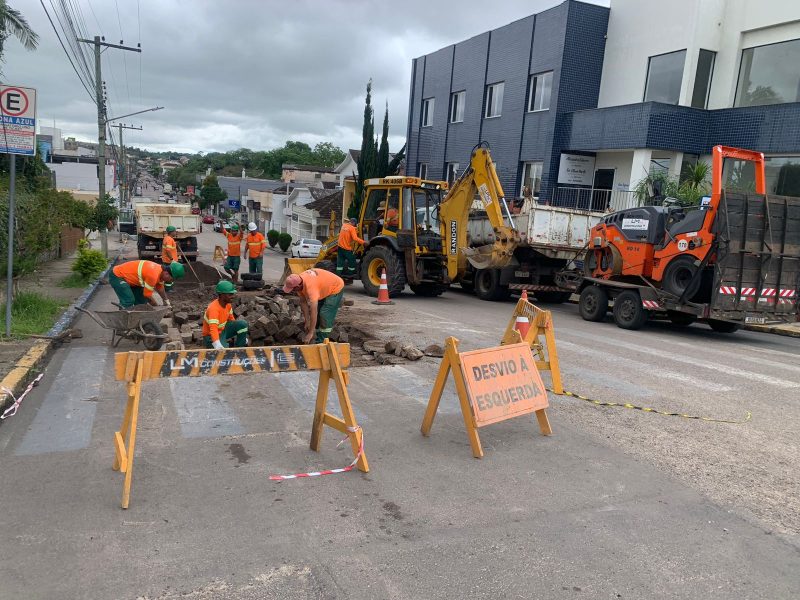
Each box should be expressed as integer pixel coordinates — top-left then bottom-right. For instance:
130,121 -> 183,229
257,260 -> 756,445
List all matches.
169,377 -> 244,438
563,330 -> 800,389
381,366 -> 461,414
273,371 -> 368,423
14,347 -> 106,456
665,339 -> 800,375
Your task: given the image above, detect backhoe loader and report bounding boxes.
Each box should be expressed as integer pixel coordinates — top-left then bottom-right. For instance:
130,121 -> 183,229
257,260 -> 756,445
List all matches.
283,143 -> 520,297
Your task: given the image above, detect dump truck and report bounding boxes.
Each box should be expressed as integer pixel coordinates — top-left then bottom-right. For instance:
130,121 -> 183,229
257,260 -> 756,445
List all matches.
134,202 -> 200,261
567,145 -> 800,332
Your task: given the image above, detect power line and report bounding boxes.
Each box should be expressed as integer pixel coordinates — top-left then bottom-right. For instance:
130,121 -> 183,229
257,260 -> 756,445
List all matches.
49,0 -> 94,89
114,0 -> 132,113
39,0 -> 96,103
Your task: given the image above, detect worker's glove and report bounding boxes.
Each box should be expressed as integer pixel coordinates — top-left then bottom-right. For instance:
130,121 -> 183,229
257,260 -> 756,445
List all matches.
165,299 -> 172,307
212,340 -> 224,350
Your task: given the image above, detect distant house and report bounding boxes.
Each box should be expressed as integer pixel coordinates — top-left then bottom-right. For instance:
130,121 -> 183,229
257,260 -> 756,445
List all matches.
159,160 -> 181,175
281,164 -> 338,185
334,149 -> 360,187
292,188 -> 343,240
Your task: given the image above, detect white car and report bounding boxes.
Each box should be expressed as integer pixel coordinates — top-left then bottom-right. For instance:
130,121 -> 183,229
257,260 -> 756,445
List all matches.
291,238 -> 323,258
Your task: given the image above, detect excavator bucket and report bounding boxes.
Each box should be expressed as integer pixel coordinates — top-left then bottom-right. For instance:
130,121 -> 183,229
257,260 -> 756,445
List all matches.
279,257 -> 318,285
463,244 -> 514,270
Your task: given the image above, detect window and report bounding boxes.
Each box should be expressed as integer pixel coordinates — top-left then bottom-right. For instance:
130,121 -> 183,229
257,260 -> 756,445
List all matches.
691,50 -> 715,109
528,71 -> 553,112
446,162 -> 460,185
765,156 -> 800,197
421,98 -> 434,127
417,163 -> 428,179
643,50 -> 686,104
484,82 -> 504,118
735,38 -> 800,107
520,162 -> 543,197
449,91 -> 465,123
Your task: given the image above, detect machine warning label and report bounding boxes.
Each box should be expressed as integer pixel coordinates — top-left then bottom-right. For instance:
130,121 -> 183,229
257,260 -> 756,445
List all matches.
622,218 -> 649,231
450,220 -> 458,255
478,183 -> 493,208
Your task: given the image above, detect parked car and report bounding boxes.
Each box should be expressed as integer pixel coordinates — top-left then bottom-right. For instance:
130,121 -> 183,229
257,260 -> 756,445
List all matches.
202,215 -> 215,224
191,207 -> 201,215
213,220 -> 224,232
291,238 -> 323,258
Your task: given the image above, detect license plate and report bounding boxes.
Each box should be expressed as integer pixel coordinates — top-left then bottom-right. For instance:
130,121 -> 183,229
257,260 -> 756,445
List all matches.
514,271 -> 530,278
745,315 -> 766,324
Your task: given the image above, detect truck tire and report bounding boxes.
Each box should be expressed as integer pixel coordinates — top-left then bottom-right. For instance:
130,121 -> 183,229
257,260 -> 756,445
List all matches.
535,291 -> 572,304
410,283 -> 448,297
612,290 -> 648,330
662,256 -> 701,299
360,246 -> 406,297
474,269 -> 510,301
707,319 -> 741,333
579,286 -> 608,322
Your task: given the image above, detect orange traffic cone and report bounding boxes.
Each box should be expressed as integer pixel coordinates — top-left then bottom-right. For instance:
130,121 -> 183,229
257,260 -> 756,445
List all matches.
372,268 -> 395,305
514,312 -> 530,339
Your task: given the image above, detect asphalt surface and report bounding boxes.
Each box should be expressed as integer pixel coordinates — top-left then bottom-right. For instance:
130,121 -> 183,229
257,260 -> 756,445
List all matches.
1,230 -> 798,599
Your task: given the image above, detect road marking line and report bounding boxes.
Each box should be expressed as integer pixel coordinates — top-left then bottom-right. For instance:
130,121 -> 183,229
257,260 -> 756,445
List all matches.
169,377 -> 244,438
664,339 -> 800,375
273,371 -> 368,423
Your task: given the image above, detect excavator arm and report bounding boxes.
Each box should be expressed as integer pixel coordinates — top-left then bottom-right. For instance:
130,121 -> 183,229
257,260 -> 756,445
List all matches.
438,145 -> 521,281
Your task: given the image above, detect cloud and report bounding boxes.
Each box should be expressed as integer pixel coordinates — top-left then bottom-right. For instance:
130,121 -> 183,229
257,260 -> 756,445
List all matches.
5,0 -> 606,153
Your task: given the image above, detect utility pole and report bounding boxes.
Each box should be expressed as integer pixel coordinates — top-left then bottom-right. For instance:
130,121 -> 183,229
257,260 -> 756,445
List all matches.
79,36 -> 141,257
117,123 -> 142,207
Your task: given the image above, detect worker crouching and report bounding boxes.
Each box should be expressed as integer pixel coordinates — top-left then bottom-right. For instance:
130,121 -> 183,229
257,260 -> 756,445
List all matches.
203,280 -> 249,350
283,268 -> 344,344
110,260 -> 185,308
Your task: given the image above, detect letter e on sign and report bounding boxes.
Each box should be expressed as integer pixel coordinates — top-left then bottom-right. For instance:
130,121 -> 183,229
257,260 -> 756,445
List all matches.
459,343 -> 548,427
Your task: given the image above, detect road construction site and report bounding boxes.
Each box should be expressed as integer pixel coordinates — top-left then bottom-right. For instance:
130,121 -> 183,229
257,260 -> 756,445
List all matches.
0,231 -> 799,599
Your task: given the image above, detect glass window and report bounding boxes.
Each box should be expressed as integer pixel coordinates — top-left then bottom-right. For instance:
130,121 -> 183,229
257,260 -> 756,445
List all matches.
528,71 -> 553,112
417,163 -> 428,179
643,50 -> 686,104
449,91 -> 465,123
691,49 -> 715,109
421,98 -> 434,127
414,189 -> 440,232
363,189 -> 386,221
520,162 -> 542,197
765,156 -> 800,196
735,38 -> 800,107
446,162 -> 459,185
485,82 -> 504,118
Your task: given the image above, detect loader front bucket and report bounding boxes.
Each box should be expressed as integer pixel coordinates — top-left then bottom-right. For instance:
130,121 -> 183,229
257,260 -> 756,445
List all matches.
462,225 -> 520,270
279,257 -> 318,285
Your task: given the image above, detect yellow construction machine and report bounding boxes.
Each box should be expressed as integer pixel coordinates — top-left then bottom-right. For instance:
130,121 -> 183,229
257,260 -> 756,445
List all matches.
283,143 -> 520,297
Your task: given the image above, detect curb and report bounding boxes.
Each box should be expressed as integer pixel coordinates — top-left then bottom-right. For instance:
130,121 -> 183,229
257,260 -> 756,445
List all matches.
0,256 -> 120,419
744,323 -> 800,338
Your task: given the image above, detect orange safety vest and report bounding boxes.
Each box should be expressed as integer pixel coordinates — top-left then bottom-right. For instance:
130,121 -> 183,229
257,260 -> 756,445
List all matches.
225,231 -> 243,257
161,234 -> 178,264
202,299 -> 234,342
112,260 -> 163,299
246,232 -> 266,258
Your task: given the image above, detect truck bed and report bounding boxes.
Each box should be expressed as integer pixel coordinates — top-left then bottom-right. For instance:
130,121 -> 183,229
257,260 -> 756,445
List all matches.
135,203 -> 200,236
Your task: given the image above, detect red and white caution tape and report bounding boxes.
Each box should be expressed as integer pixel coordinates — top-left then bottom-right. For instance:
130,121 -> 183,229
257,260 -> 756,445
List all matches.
269,426 -> 363,481
1,373 -> 44,420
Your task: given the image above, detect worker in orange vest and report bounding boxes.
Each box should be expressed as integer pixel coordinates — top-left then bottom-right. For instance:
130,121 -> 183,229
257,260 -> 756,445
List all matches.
109,260 -> 185,308
283,268 -> 344,344
161,225 -> 179,291
202,280 -> 249,349
336,217 -> 364,280
245,222 -> 266,274
222,222 -> 243,282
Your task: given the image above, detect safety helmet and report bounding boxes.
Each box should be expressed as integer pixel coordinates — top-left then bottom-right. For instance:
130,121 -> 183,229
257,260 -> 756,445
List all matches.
165,225 -> 176,233
230,223 -> 239,230
349,217 -> 357,224
169,262 -> 185,279
216,280 -> 237,294
248,222 -> 257,232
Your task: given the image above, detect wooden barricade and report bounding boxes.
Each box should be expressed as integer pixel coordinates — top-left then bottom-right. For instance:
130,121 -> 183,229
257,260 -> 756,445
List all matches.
500,297 -> 563,395
213,245 -> 226,262
112,341 -> 366,509
421,337 -> 551,458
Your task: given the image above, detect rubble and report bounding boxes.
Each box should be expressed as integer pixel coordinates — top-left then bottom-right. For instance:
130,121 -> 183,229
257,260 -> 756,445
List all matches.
423,344 -> 445,358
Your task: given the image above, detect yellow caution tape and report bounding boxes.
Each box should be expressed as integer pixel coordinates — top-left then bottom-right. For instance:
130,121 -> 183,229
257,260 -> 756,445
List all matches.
549,388 -> 752,424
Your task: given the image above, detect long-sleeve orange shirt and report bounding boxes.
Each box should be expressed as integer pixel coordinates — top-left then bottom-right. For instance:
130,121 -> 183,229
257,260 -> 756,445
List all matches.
338,223 -> 364,251
202,299 -> 234,342
246,232 -> 266,258
161,234 -> 178,264
112,260 -> 164,299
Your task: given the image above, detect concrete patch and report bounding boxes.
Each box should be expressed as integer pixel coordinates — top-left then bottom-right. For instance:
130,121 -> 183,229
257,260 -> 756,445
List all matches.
169,377 -> 245,438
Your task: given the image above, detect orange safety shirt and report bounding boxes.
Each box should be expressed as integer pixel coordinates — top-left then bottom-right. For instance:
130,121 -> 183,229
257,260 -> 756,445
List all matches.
298,268 -> 344,303
202,299 -> 234,342
385,207 -> 399,227
112,260 -> 163,299
246,232 -> 266,258
225,231 -> 243,257
161,234 -> 178,264
338,222 -> 364,251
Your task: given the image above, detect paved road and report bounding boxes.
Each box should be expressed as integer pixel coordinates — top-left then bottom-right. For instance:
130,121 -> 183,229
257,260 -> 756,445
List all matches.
1,233 -> 798,599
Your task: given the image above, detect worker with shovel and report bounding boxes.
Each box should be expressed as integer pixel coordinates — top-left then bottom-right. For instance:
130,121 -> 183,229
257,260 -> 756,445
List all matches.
110,260 -> 185,308
222,222 -> 244,282
203,280 -> 249,350
283,268 -> 344,344
161,225 -> 179,291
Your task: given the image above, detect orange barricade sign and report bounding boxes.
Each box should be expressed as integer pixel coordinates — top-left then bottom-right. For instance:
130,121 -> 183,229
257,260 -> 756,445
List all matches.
421,337 -> 552,458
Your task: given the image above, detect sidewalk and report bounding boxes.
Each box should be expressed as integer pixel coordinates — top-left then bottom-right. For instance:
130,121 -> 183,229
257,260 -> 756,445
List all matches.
0,234 -> 133,417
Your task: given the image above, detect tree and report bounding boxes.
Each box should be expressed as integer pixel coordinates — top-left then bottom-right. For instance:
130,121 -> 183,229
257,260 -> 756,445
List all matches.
350,80 -> 378,218
312,142 -> 346,168
377,102 -> 390,177
0,1 -> 39,67
199,174 -> 227,210
88,194 -> 119,232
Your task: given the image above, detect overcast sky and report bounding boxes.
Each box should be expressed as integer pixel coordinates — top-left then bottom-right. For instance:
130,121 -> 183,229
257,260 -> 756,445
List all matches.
6,0 -> 605,155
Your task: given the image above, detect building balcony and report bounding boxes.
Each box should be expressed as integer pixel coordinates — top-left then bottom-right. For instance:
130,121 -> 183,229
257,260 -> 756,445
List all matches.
552,186 -> 639,212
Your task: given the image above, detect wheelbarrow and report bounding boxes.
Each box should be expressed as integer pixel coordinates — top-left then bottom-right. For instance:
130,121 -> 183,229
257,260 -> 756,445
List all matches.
76,305 -> 170,351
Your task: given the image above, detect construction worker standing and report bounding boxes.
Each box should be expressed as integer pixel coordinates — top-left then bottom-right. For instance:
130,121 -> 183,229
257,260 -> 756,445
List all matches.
246,222 -> 266,274
222,222 -> 243,282
203,280 -> 249,349
161,225 -> 179,291
283,268 -> 344,344
110,260 -> 185,308
336,217 -> 364,279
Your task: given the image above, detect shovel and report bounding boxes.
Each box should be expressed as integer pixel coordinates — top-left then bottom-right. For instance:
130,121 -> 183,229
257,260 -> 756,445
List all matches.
177,244 -> 205,288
